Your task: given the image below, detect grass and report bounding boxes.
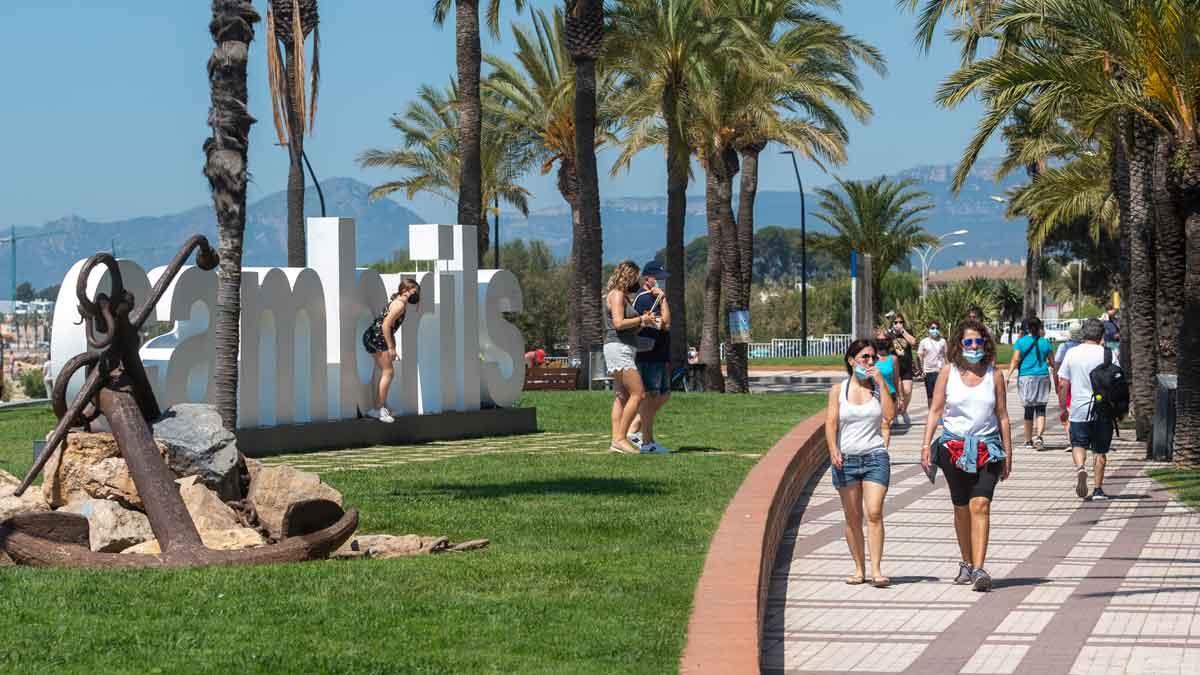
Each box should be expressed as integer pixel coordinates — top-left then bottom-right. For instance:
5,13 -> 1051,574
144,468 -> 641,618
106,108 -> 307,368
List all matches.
1147,467 -> 1200,510
0,391 -> 823,674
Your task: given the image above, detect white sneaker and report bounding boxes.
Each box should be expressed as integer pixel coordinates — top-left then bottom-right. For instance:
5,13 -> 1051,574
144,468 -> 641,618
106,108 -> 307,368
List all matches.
640,442 -> 670,454
628,431 -> 643,446
377,407 -> 395,424
365,408 -> 381,420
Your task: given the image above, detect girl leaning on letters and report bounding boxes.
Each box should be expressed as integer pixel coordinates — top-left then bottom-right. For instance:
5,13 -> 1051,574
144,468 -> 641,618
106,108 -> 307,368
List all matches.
361,278 -> 421,423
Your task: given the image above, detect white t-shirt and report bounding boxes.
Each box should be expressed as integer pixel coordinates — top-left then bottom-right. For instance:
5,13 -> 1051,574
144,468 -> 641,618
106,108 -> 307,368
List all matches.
918,337 -> 947,373
1058,342 -> 1106,422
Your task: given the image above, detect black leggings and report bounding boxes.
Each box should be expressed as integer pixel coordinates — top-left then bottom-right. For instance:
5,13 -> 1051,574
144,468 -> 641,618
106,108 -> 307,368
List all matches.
1023,404 -> 1047,421
936,443 -> 1001,506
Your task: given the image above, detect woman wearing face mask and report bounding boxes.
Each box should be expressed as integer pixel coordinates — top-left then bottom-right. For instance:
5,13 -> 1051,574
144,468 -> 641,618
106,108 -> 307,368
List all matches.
888,313 -> 918,426
918,321 -> 948,402
825,339 -> 896,587
920,320 -> 1013,592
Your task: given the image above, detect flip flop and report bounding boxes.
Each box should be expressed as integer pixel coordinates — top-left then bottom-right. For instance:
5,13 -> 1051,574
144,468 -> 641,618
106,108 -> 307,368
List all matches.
609,443 -> 638,455
871,576 -> 891,588
845,574 -> 866,585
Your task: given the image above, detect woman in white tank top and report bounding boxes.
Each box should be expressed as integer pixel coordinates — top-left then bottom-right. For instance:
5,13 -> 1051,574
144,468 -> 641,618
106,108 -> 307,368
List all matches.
824,339 -> 896,587
920,320 -> 1013,593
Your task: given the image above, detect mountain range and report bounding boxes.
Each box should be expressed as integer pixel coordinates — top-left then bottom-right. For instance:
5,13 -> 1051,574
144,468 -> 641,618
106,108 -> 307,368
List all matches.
4,158 -> 1028,292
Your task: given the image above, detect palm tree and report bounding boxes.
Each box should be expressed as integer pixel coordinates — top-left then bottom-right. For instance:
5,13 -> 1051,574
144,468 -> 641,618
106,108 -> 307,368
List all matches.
994,278 -> 1022,340
812,176 -> 936,318
265,0 -> 319,268
357,82 -> 534,245
433,0 -> 527,257
204,0 -> 260,430
608,0 -> 714,371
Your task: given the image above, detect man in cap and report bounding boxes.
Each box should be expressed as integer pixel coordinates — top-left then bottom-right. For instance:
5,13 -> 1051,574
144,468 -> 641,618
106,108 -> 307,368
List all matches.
627,260 -> 672,453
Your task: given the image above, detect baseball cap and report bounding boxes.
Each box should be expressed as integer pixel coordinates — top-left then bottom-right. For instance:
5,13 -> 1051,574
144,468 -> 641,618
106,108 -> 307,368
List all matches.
642,260 -> 669,278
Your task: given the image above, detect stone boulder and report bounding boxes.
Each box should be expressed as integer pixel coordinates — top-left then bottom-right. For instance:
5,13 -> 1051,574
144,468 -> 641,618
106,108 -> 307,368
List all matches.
176,476 -> 242,531
82,457 -> 142,510
152,404 -> 240,501
63,499 -> 154,553
1,468 -> 19,494
247,465 -> 342,539
121,527 -> 265,555
332,534 -> 490,560
0,490 -> 50,524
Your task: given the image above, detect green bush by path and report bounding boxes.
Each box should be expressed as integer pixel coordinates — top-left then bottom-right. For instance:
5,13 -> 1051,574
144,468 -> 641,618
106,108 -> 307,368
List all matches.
0,392 -> 823,674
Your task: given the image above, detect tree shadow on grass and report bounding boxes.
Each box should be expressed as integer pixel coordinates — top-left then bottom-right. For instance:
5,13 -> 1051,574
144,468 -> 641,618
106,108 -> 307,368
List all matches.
672,446 -> 725,454
391,477 -> 666,500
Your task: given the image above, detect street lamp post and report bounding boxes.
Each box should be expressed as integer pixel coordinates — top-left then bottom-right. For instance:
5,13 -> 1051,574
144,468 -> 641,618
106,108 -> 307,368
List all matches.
918,229 -> 969,298
781,150 -> 808,356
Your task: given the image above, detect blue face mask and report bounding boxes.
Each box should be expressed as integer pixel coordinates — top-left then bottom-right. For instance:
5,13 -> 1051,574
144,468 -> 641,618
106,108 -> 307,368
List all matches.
929,328 -> 940,338
853,365 -> 871,380
963,349 -> 985,364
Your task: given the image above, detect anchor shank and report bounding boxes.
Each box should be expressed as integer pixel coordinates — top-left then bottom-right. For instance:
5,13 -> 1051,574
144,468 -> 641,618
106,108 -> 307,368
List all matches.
98,377 -> 203,551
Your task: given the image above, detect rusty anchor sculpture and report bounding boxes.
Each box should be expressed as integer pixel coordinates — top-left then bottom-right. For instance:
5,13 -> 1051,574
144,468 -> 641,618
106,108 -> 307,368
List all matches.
0,236 -> 358,569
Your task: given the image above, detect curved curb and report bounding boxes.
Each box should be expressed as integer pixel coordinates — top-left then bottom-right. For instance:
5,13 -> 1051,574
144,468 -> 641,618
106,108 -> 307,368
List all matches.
680,409 -> 829,674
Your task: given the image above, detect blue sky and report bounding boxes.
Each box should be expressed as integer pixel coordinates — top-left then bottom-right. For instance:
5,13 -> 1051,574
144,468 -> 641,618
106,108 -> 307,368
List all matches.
0,0 -> 999,227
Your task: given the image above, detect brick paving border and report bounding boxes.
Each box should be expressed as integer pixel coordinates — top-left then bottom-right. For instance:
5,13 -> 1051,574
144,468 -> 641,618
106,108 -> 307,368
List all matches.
680,411 -> 830,674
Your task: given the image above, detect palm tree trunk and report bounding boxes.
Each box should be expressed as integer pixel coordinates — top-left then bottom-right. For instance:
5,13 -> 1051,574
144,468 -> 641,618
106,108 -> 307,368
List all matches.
1152,131 -> 1184,375
1173,142 -> 1200,468
715,148 -> 747,393
701,167 -> 725,393
571,18 -> 604,364
204,0 -> 259,430
559,161 -> 583,363
736,143 -> 763,313
1127,116 -> 1157,443
664,84 -> 689,372
455,0 -> 483,232
1111,116 -> 1133,382
284,49 -> 306,268
1023,162 -> 1044,320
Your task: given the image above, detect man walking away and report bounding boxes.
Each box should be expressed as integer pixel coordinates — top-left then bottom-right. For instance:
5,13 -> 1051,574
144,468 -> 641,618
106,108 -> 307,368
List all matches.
1057,319 -> 1126,501
1102,305 -> 1121,361
628,260 -> 672,454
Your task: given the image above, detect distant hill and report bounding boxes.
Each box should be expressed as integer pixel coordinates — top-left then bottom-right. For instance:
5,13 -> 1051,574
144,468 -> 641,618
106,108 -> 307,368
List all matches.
4,178 -> 424,290
4,159 -> 1028,292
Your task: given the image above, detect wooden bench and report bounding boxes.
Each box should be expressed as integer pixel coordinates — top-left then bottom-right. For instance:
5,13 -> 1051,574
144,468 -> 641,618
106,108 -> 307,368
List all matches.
524,366 -> 580,391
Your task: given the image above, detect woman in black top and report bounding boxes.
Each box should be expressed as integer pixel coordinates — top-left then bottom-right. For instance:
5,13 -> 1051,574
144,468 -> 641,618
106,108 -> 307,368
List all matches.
888,312 -> 918,426
360,278 -> 421,423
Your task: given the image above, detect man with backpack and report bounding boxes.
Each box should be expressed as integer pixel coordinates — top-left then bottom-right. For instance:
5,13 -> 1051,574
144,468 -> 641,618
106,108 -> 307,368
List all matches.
1057,319 -> 1129,501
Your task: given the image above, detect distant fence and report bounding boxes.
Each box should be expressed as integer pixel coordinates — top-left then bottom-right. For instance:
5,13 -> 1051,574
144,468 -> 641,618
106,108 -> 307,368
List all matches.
721,335 -> 853,360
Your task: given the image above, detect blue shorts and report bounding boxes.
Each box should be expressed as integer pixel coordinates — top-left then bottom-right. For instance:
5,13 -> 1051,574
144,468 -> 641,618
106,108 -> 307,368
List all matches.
1069,418 -> 1114,454
832,451 -> 891,489
637,360 -> 670,395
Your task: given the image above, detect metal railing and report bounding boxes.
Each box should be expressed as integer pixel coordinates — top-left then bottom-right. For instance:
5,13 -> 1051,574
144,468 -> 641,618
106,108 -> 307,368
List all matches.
721,334 -> 853,360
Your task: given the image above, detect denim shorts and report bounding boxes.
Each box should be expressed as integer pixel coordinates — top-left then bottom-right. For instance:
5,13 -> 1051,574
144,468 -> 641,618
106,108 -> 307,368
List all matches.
1069,418 -> 1114,454
637,361 -> 670,395
832,451 -> 891,489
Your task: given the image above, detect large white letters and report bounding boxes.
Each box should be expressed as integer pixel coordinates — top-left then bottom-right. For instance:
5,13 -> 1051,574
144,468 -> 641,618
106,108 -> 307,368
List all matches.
48,219 -> 526,428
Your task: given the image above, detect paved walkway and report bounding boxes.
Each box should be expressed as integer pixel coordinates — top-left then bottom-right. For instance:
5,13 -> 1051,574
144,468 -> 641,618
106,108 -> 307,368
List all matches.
763,379 -> 1200,674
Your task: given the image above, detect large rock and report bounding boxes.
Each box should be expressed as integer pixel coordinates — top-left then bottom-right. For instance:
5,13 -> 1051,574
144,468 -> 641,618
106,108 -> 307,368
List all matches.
176,476 -> 241,531
82,457 -> 142,510
63,499 -> 154,553
121,527 -> 265,555
331,534 -> 490,560
152,404 -> 240,500
0,491 -> 50,523
1,468 -> 20,494
248,465 -> 342,539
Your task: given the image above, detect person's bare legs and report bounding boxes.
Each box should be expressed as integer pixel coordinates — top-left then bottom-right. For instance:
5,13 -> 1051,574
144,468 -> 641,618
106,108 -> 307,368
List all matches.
373,352 -> 394,409
838,482 -> 866,582
1094,453 -> 1107,490
863,481 -> 888,582
1023,417 -> 1034,445
900,379 -> 913,416
1034,411 -> 1047,439
969,497 -> 991,570
953,505 -> 972,564
638,393 -> 669,443
610,369 -> 644,450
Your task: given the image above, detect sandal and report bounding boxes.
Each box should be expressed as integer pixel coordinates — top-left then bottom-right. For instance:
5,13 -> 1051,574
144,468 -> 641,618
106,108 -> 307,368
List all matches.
871,576 -> 891,588
845,573 -> 866,585
609,441 -> 639,455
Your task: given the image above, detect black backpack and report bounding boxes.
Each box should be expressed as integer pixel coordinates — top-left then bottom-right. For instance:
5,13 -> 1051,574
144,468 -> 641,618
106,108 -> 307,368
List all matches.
1089,348 -> 1130,423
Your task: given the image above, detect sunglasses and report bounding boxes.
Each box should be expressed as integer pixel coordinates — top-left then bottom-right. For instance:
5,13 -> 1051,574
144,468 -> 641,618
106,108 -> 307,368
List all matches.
854,353 -> 878,362
961,338 -> 986,348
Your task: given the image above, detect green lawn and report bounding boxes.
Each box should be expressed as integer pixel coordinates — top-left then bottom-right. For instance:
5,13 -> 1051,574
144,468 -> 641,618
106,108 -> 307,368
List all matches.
1147,467 -> 1200,510
0,391 -> 823,674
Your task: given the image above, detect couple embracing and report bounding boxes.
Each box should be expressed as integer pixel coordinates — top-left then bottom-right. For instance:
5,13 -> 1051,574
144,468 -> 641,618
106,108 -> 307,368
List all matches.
824,320 -> 1013,591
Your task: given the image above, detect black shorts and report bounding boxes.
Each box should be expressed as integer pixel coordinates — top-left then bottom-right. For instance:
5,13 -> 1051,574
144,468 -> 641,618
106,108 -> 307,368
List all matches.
1069,418 -> 1114,454
923,372 -> 938,400
935,441 -> 1001,506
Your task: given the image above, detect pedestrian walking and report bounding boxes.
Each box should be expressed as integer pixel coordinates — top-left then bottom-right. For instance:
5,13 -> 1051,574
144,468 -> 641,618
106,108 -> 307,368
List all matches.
1005,317 -> 1056,450
1057,319 -> 1129,501
921,319 -> 1013,592
825,339 -> 896,588
918,321 -> 947,402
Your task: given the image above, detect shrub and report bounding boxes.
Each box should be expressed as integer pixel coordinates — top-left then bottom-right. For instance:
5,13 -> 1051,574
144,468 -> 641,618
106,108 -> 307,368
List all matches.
20,367 -> 47,399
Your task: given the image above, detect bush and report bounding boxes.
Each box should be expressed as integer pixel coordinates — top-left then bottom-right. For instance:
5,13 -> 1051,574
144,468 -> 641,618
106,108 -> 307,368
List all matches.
895,283 -> 999,335
19,367 -> 46,399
